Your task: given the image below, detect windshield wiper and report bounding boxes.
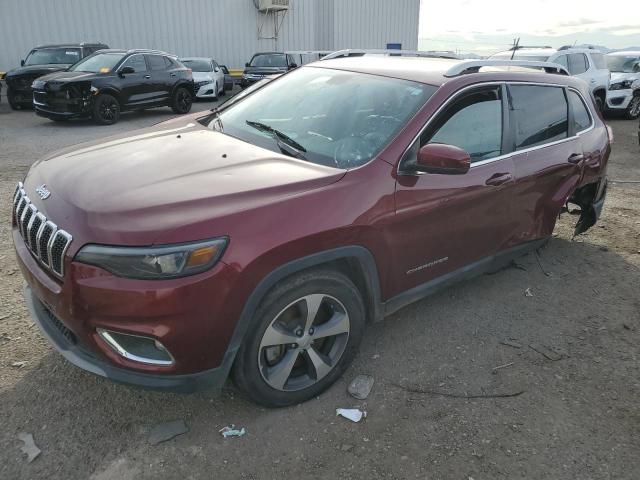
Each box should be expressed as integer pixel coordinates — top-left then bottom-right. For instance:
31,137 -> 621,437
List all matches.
246,120 -> 307,159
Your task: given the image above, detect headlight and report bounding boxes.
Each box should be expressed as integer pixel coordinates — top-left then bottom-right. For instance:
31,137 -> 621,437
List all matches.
75,238 -> 228,279
609,80 -> 633,90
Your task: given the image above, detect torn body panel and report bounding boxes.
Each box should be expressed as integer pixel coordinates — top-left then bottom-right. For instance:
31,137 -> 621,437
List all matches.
569,179 -> 607,236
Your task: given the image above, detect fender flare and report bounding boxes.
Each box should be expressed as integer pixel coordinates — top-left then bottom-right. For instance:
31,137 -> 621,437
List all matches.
215,245 -> 383,381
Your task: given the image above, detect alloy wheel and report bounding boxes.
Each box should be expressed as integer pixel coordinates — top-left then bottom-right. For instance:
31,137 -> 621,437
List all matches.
258,294 -> 350,392
100,100 -> 116,121
177,89 -> 191,112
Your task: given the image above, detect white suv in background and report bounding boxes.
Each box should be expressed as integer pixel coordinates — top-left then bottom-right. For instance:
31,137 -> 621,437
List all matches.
491,47 -> 610,110
605,51 -> 640,119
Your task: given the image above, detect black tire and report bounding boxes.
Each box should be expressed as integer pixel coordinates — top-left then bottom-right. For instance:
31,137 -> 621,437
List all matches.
171,86 -> 192,114
7,89 -> 21,110
625,95 -> 640,120
92,94 -> 120,125
213,82 -> 218,101
233,269 -> 366,407
220,83 -> 227,96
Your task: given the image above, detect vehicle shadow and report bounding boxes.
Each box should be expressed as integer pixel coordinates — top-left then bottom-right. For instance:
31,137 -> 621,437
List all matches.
2,236 -> 639,479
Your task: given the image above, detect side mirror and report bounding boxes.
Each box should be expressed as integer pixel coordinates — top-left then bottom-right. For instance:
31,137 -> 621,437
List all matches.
220,65 -> 229,74
289,63 -> 298,69
118,66 -> 135,76
415,143 -> 470,175
214,67 -> 219,72
21,60 -> 25,66
245,62 -> 250,68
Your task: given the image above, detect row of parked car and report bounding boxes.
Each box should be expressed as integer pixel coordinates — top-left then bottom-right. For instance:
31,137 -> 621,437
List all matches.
491,45 -> 640,120
1,42 -> 236,124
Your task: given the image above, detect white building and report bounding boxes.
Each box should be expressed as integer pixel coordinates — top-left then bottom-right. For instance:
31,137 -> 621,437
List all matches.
0,0 -> 421,71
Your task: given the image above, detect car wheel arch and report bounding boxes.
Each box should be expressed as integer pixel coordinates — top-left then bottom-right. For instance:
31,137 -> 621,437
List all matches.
218,246 -> 384,379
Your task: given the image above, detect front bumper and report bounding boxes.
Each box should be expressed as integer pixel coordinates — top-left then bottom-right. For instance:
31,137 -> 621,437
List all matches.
194,82 -> 217,98
14,226 -> 242,392
32,89 -> 92,120
6,86 -> 33,105
23,284 -> 226,392
606,88 -> 633,110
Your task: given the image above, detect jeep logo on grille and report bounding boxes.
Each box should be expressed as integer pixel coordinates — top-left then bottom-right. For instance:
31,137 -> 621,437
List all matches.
35,184 -> 51,200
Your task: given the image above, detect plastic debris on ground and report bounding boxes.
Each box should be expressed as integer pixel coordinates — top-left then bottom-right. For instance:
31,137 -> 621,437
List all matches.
219,425 -> 246,438
348,374 -> 374,400
18,432 -> 41,463
524,288 -> 534,297
148,420 -> 189,445
336,408 -> 366,423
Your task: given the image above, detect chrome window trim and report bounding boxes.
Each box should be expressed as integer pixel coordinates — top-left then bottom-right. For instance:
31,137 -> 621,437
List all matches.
398,81 -> 595,175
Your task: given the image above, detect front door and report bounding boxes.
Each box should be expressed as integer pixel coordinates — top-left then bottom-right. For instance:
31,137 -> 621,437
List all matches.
118,54 -> 152,108
389,84 -> 520,296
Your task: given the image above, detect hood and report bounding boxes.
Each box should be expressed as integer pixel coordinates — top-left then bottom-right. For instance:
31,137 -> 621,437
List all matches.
6,64 -> 71,79
32,70 -> 104,90
192,71 -> 214,82
610,71 -> 640,86
244,66 -> 288,75
23,121 -> 345,249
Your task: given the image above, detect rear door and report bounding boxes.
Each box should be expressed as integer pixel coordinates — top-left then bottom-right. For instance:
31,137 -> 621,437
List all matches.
145,54 -> 172,104
507,83 -> 585,240
391,84 -> 520,295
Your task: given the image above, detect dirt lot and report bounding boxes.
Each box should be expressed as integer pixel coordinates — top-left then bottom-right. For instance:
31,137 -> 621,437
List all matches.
0,92 -> 639,480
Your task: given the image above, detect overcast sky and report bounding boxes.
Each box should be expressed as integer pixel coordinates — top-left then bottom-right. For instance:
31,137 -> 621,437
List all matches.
419,0 -> 640,54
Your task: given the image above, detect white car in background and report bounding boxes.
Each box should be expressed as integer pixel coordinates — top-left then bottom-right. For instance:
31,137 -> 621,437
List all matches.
179,57 -> 226,100
605,51 -> 640,119
491,47 -> 610,110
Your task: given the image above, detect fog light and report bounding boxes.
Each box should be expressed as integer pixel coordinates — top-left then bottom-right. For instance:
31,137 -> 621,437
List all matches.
97,329 -> 174,366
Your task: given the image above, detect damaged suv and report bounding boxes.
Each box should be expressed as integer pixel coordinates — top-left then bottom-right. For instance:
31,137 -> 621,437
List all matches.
13,56 -> 610,407
32,49 -> 194,124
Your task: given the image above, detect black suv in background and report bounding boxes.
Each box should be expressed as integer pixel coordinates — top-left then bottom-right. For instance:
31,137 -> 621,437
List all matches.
4,42 -> 109,109
32,49 -> 194,125
240,52 -> 297,88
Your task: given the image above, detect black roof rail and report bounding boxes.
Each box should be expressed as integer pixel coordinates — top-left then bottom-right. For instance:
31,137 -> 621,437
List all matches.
508,45 -> 553,51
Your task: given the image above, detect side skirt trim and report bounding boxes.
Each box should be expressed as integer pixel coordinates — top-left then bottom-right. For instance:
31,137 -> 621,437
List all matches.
383,238 -> 548,317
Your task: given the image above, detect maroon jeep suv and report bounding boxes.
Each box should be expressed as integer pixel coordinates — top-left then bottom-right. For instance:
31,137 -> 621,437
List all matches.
12,56 -> 609,406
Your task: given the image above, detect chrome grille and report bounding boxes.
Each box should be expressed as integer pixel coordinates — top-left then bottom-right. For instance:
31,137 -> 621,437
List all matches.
12,182 -> 72,278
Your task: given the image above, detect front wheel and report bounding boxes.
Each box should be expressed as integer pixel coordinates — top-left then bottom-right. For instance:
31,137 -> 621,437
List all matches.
7,89 -> 21,110
233,270 -> 365,407
171,87 -> 192,114
625,95 -> 640,120
92,94 -> 120,125
594,95 -> 604,113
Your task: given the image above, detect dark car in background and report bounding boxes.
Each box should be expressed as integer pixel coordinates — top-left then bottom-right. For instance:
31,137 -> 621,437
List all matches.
240,52 -> 297,88
32,49 -> 194,125
4,42 -> 108,110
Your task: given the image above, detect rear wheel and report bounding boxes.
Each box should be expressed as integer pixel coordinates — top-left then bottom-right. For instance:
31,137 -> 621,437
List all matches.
171,87 -> 192,114
233,270 -> 365,407
625,95 -> 640,120
594,95 -> 604,113
92,94 -> 120,125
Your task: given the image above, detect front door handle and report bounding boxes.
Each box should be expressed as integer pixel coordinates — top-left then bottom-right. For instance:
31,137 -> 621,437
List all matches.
170,73 -> 176,77
485,172 -> 513,186
144,74 -> 151,79
568,153 -> 584,164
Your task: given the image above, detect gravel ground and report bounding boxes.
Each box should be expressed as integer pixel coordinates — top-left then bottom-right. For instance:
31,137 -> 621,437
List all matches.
0,92 -> 639,480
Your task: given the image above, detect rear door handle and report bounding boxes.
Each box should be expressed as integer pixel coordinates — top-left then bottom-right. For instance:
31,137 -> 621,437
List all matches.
485,172 -> 513,186
144,74 -> 151,79
568,153 -> 584,164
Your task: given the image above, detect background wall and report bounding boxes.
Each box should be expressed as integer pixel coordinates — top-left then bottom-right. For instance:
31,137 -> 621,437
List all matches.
0,0 -> 420,71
